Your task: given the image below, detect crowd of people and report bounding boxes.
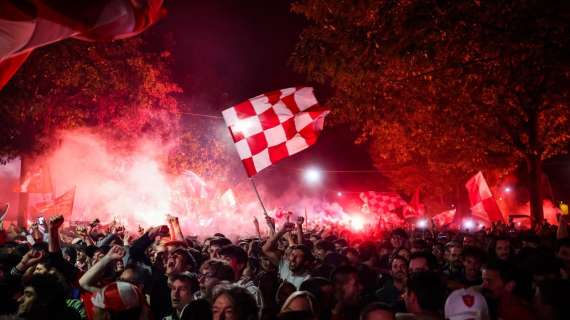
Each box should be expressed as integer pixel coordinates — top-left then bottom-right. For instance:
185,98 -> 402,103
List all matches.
1,212 -> 570,320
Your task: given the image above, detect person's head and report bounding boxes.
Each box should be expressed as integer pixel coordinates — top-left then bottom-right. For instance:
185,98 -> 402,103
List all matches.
444,288 -> 489,320
462,246 -> 485,280
209,238 -> 232,259
390,255 -> 408,282
62,246 -> 77,265
481,260 -> 533,301
300,277 -> 334,315
288,245 -> 313,274
118,264 -> 149,291
446,244 -> 462,265
358,242 -> 378,264
166,248 -> 196,276
212,284 -> 258,320
219,245 -> 248,279
343,247 -> 360,266
493,237 -> 511,261
395,248 -> 411,262
170,273 -> 199,313
314,240 -> 335,261
334,239 -> 348,251
463,234 -> 477,248
390,229 -> 408,249
534,279 -> 570,320
404,271 -> 445,315
18,273 -> 67,318
359,302 -> 395,320
92,245 -> 110,265
332,265 -> 363,307
409,252 -> 437,273
199,260 -> 235,299
280,291 -> 316,315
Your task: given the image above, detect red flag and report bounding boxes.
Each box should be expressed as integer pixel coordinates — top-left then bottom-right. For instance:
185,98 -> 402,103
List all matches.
360,191 -> 408,215
0,0 -> 165,90
465,171 -> 504,223
432,209 -> 456,226
222,87 -> 329,176
33,187 -> 76,217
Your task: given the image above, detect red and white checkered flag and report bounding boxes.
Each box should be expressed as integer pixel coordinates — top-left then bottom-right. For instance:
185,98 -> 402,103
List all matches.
222,87 -> 329,177
360,191 -> 408,214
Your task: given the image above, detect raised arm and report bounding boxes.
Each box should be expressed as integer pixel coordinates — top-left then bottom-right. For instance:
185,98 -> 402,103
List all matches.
262,222 -> 294,266
48,215 -> 64,253
264,215 -> 276,237
296,216 -> 304,245
253,217 -> 262,239
79,245 -> 125,293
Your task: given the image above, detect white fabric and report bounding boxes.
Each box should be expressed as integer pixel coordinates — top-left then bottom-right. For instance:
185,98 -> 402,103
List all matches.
278,259 -> 310,290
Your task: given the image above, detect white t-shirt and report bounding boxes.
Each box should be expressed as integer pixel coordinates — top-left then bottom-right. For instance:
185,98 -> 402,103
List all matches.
278,259 -> 310,289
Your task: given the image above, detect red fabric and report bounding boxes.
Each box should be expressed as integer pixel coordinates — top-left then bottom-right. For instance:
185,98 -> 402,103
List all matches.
81,291 -> 95,320
32,187 -> 75,218
465,171 -> 504,223
222,87 -> 329,177
0,51 -> 32,90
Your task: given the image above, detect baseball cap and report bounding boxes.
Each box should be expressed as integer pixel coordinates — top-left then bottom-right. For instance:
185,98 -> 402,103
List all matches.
444,288 -> 489,320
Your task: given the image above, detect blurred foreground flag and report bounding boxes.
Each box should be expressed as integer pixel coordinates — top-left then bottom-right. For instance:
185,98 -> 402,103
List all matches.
222,87 -> 329,177
465,171 -> 504,223
33,187 -> 76,218
432,209 -> 456,227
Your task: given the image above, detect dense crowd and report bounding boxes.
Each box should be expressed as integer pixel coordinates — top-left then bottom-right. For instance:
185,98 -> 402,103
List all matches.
1,213 -> 570,320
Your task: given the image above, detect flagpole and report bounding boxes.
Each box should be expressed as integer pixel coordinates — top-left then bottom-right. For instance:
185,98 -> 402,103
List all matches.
249,177 -> 269,218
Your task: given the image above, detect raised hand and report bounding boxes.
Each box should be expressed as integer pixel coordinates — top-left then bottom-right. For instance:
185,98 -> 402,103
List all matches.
105,245 -> 125,261
253,216 -> 260,227
17,250 -> 45,271
296,216 -> 305,226
48,215 -> 64,230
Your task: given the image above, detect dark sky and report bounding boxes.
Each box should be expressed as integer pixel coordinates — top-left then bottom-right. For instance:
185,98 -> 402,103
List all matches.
147,0 -> 389,200
148,0 -> 569,203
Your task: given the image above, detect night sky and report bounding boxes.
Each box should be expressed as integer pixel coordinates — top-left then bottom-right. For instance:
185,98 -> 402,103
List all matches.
147,0 -> 390,200
137,1 -> 570,203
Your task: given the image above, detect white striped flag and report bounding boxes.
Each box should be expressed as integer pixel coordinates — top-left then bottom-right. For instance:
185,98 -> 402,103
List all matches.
222,87 -> 329,177
465,171 -> 504,223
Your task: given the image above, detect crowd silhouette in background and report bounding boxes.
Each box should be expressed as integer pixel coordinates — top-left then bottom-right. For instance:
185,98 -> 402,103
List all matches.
1,212 -> 570,320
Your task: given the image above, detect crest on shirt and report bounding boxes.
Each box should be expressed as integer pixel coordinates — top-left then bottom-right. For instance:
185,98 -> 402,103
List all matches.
462,294 -> 475,307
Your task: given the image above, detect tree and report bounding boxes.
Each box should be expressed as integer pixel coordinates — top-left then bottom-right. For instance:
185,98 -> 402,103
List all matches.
291,0 -> 570,224
0,36 -> 182,163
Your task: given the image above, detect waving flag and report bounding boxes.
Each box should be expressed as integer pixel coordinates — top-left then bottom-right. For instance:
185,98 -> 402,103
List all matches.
465,171 -> 504,223
360,191 -> 408,215
0,0 -> 165,90
222,87 -> 329,176
33,187 -> 76,218
432,209 -> 457,226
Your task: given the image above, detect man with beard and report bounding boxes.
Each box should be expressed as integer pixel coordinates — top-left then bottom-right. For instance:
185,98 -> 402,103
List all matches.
331,265 -> 363,320
376,255 -> 408,311
262,222 -> 313,289
481,260 -> 536,320
17,273 -> 81,319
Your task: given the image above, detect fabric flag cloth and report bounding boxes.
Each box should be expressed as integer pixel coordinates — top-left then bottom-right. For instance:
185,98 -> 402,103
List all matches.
465,171 -> 504,223
222,87 -> 329,177
92,281 -> 142,312
16,163 -> 53,193
360,191 -> 408,215
432,209 -> 457,227
0,0 -> 165,90
32,187 -> 76,217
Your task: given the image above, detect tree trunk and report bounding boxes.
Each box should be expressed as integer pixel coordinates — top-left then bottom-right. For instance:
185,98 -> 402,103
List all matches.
527,154 -> 544,227
17,155 -> 29,228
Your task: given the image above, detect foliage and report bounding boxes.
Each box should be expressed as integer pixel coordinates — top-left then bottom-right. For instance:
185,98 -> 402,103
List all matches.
291,0 -> 570,216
